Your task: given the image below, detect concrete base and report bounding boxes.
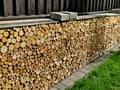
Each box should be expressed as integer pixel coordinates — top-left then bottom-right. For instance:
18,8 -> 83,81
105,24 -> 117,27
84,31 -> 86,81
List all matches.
50,11 -> 78,21
110,9 -> 120,14
61,11 -> 78,20
50,12 -> 69,21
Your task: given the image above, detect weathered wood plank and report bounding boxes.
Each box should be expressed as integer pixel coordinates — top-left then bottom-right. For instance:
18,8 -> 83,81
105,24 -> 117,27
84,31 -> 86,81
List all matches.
37,0 -> 45,14
46,0 -> 52,14
71,0 -> 77,11
77,0 -> 82,12
27,0 -> 36,15
109,0 -> 112,10
53,0 -> 60,12
60,0 -> 65,11
15,0 -> 25,15
82,0 -> 87,12
96,0 -> 100,11
3,0 -> 13,16
65,0 -> 70,11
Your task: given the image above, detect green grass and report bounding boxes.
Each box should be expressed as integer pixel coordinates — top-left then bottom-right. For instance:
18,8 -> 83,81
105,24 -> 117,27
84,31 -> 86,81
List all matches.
66,51 -> 120,90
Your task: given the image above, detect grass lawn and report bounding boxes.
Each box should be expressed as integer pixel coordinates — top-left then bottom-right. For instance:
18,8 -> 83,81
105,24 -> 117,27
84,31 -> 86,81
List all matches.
66,51 -> 120,90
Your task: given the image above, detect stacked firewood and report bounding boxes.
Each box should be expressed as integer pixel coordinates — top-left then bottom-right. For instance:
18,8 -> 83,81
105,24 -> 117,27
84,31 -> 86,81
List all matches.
0,16 -> 120,89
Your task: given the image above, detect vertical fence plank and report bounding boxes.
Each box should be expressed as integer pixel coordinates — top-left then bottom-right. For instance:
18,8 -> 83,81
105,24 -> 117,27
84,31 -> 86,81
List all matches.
45,0 -> 52,14
103,0 -> 106,11
36,0 -> 45,14
109,0 -> 112,10
92,0 -> 96,11
118,0 -> 120,8
0,0 -> 4,16
116,0 -> 119,8
27,0 -> 36,15
106,0 -> 110,10
86,0 -> 90,12
77,0 -> 82,12
111,0 -> 114,9
70,0 -> 77,12
96,0 -> 100,11
60,0 -> 64,11
99,0 -> 103,11
3,0 -> 13,16
53,0 -> 60,12
89,0 -> 93,12
1,0 -> 120,17
82,0 -> 87,12
113,0 -> 116,8
65,0 -> 70,11
15,0 -> 25,15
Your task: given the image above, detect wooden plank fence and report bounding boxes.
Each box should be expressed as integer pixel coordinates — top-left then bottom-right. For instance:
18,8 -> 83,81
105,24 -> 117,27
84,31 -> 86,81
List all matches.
0,0 -> 120,18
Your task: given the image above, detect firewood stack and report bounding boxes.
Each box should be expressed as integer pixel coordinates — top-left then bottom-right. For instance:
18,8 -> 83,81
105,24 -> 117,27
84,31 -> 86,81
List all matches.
0,16 -> 120,89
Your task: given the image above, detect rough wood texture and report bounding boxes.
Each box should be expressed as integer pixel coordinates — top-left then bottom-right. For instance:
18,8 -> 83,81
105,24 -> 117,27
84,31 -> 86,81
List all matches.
0,16 -> 120,89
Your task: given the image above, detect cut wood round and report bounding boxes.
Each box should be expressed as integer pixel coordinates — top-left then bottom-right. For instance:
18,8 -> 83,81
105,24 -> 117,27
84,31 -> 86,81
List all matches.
3,31 -> 9,37
37,31 -> 41,36
2,37 -> 7,43
10,35 -> 14,39
15,42 -> 20,49
0,30 -> 4,33
14,32 -> 18,37
7,39 -> 12,44
11,38 -> 16,43
19,31 -> 24,36
16,36 -> 21,42
25,32 -> 30,37
9,44 -> 14,51
7,57 -> 12,62
1,56 -> 7,62
21,42 -> 26,48
40,38 -> 45,43
21,36 -> 26,41
10,30 -> 14,34
28,27 -> 32,32
1,46 -> 8,53
32,39 -> 36,45
12,55 -> 17,60
27,39 -> 31,46
15,28 -> 21,32
0,42 -> 3,47
30,32 -> 33,37
0,34 -> 3,39
28,51 -> 33,56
